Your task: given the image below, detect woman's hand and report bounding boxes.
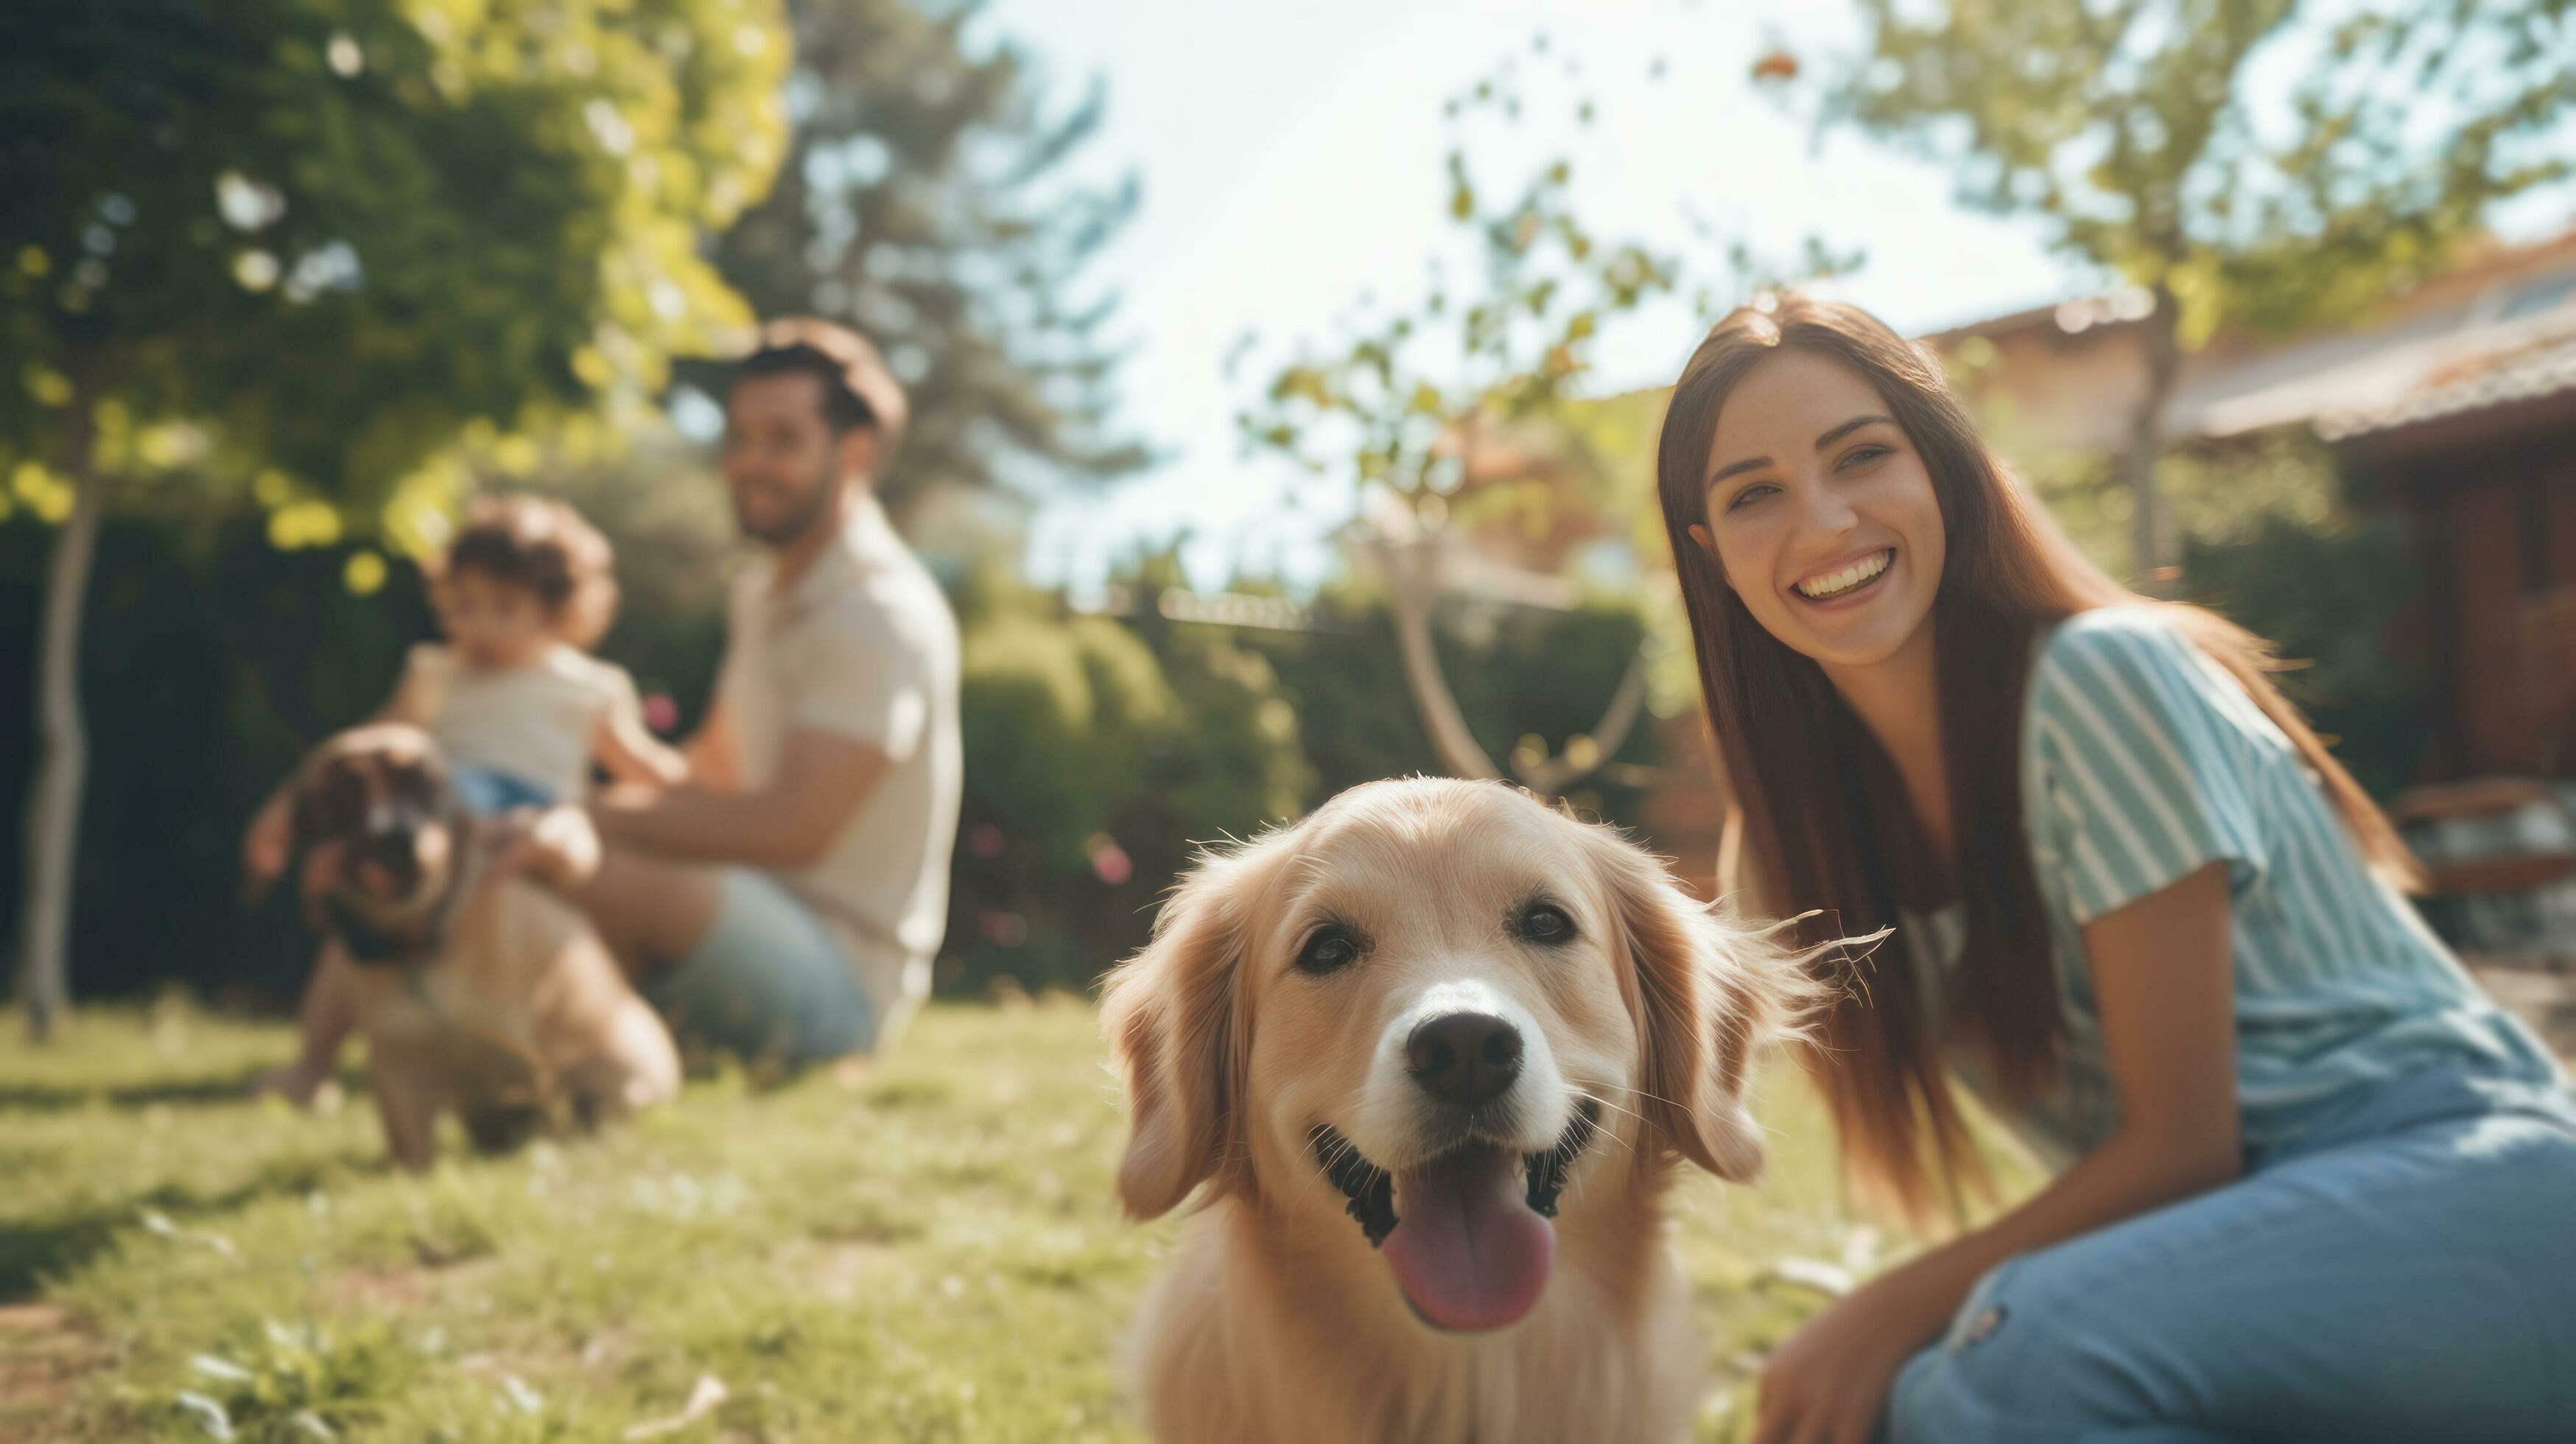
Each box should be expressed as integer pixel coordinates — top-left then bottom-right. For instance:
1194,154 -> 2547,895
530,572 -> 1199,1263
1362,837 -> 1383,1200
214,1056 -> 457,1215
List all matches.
1755,1270 -> 1951,1444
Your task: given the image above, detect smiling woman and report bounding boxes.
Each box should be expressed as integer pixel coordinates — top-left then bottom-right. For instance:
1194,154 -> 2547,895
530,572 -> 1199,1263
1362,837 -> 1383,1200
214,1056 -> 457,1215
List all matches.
1688,359 -> 1948,678
1654,295 -> 2576,1444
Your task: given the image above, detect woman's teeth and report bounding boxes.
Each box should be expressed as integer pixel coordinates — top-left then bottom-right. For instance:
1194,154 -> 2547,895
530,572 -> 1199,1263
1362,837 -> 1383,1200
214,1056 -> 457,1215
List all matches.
1795,550 -> 1892,600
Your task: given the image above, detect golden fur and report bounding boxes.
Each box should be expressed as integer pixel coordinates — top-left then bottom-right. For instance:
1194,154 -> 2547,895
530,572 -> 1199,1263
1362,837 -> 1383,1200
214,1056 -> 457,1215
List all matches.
1101,778 -> 1811,1443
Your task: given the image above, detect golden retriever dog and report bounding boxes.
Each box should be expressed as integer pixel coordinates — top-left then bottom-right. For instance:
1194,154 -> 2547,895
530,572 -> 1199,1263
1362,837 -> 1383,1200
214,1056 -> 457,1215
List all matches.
1101,777 -> 1813,1443
289,723 -> 678,1168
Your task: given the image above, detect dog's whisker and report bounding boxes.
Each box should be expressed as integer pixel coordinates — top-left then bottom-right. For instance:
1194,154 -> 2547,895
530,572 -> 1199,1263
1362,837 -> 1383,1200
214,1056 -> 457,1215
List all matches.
1572,1126 -> 1638,1163
1307,1124 -> 1396,1244
1286,1127 -> 1343,1213
1289,1126 -> 1367,1216
1285,1148 -> 1333,1214
1521,1100 -> 1600,1217
1569,1091 -> 1650,1140
1566,1093 -> 1643,1159
1587,1080 -> 1701,1119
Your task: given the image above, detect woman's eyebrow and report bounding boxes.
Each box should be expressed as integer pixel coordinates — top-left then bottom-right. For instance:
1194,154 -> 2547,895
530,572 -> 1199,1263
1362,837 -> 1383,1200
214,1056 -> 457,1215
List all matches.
1814,413 -> 1893,448
1709,453 -> 1772,485
1707,414 -> 1896,486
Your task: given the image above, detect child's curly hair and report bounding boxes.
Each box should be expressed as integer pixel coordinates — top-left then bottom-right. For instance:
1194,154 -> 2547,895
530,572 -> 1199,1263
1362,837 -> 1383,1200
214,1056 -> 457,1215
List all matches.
432,494 -> 620,651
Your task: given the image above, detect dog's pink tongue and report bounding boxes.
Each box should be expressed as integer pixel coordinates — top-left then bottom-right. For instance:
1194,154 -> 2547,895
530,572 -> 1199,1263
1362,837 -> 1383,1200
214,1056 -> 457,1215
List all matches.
1382,1146 -> 1554,1331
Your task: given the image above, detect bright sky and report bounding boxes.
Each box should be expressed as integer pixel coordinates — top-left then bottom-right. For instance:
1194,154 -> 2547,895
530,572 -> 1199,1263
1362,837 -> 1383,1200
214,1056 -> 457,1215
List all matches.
978,0 -> 2087,592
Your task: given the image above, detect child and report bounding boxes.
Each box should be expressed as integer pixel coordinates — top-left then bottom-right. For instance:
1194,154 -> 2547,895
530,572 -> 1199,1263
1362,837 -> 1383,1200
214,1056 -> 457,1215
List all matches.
242,496 -> 684,1104
244,494 -> 684,884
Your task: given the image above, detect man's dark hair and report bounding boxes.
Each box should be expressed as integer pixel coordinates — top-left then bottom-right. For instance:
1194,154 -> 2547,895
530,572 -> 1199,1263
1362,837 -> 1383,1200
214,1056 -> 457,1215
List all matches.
734,343 -> 879,434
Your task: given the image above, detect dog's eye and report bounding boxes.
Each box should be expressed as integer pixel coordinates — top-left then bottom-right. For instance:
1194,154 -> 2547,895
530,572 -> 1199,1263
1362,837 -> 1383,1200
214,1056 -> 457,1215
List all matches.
1515,902 -> 1576,944
1294,925 -> 1362,975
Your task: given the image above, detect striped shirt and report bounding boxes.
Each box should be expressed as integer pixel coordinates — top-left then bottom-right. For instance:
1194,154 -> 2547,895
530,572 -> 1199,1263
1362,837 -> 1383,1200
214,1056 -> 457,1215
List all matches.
1909,606 -> 2564,1167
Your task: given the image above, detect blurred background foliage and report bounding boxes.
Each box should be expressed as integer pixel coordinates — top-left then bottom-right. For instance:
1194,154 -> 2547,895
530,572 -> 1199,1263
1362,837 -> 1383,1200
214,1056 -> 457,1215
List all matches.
7,0 -> 2562,1014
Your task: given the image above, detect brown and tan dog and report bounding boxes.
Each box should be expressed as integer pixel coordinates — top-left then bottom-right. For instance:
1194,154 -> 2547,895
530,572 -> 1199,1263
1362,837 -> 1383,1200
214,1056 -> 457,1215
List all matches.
288,723 -> 678,1168
1101,777 -> 1817,1444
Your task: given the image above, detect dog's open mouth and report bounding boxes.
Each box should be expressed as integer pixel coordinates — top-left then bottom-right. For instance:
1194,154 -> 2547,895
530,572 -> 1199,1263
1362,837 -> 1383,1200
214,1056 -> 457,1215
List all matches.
1308,1100 -> 1598,1332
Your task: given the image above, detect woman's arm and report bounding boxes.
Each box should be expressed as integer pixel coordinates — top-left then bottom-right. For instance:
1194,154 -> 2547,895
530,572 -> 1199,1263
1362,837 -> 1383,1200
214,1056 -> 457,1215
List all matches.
1754,861 -> 2240,1444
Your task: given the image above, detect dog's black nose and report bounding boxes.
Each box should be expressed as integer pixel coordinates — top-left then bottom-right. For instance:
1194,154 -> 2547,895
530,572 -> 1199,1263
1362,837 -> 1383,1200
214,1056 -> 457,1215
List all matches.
1405,1012 -> 1523,1107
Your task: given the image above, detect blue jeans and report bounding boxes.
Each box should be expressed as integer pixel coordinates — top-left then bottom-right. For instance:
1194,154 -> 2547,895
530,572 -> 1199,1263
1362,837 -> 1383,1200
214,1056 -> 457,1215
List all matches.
1885,1068 -> 2576,1443
450,765 -> 553,816
646,868 -> 876,1065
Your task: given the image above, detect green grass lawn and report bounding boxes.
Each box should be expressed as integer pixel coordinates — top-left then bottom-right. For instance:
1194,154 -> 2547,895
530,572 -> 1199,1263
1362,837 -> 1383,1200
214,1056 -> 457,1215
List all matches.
1,997 -> 1944,1442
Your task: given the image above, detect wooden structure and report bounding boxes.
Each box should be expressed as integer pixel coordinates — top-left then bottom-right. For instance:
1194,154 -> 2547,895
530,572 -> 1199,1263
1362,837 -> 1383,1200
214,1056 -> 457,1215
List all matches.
2324,347 -> 2576,780
1926,230 -> 2576,789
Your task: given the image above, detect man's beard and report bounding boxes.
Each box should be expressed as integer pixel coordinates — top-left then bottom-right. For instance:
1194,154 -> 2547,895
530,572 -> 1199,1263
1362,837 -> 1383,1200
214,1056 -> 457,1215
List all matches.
732,460 -> 840,548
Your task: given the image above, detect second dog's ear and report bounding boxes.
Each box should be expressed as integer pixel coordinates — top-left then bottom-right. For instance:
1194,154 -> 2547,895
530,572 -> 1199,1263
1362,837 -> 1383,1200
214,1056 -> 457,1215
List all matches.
286,760 -> 354,928
1098,841 -> 1273,1219
1592,833 -> 1811,1183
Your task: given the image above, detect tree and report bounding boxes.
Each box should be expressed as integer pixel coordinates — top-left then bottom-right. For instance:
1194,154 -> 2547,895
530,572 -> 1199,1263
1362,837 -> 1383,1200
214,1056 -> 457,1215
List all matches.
947,574 -> 1315,993
0,0 -> 787,1035
1238,47 -> 1843,795
1817,0 -> 2576,575
712,0 -> 1148,522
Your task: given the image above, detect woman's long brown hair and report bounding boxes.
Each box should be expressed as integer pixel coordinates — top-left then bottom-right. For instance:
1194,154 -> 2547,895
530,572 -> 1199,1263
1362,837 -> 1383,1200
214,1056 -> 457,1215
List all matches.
1654,296 -> 2419,1217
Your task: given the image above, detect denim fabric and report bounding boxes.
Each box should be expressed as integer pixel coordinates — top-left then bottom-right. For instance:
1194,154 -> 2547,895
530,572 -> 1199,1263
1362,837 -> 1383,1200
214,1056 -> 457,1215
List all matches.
449,765 -> 554,816
646,866 -> 875,1065
1884,1068 -> 2576,1443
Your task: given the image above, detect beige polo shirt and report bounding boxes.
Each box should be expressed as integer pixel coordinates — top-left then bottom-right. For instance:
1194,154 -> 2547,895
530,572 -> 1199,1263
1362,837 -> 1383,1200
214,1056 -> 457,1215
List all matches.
712,491 -> 961,1033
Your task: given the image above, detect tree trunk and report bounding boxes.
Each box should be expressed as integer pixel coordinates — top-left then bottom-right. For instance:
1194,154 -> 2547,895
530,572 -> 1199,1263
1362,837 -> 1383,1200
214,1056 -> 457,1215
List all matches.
1374,531 -> 1654,798
2122,284 -> 2185,583
1378,536 -> 1503,782
16,385 -> 105,1041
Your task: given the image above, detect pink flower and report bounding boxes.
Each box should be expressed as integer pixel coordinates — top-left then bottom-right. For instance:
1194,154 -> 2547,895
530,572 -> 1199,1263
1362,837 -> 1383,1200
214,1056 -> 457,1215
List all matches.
981,910 -> 1028,947
642,693 -> 679,735
967,824 -> 1006,859
1088,836 -> 1134,887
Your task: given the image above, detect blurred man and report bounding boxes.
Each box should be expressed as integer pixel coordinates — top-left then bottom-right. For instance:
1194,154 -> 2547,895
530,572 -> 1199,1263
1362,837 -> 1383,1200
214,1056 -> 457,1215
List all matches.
542,318 -> 963,1065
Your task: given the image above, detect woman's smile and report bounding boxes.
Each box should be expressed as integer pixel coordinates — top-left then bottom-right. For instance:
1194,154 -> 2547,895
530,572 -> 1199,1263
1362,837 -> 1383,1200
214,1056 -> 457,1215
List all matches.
1790,547 -> 1897,608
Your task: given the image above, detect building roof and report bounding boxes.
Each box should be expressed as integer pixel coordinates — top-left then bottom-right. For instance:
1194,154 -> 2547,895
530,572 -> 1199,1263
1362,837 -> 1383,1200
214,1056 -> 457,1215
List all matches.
1920,231 -> 2576,450
1917,289 -> 2156,347
2313,327 -> 2576,443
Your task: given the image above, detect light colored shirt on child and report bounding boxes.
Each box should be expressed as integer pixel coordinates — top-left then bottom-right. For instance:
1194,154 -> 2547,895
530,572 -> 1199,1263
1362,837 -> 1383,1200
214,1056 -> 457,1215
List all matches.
403,641 -> 645,801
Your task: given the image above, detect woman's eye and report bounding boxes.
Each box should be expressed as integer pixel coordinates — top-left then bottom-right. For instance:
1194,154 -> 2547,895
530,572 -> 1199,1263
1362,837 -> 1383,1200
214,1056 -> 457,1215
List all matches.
1515,902 -> 1576,944
1724,483 -> 1776,514
1837,444 -> 1891,470
1295,926 -> 1361,975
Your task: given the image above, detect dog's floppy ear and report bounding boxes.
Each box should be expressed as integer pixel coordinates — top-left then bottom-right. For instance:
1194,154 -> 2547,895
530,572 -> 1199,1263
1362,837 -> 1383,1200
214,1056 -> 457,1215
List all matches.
280,757 -> 347,925
1592,832 -> 1811,1182
1098,842 -> 1266,1219
295,774 -> 350,928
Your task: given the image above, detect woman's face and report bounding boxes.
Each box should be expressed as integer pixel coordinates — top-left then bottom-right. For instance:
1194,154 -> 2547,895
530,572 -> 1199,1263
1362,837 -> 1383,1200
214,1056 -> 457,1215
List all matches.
1687,349 -> 1946,676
